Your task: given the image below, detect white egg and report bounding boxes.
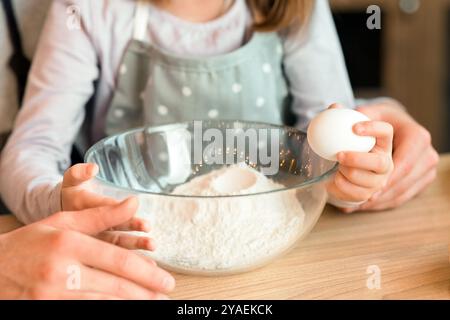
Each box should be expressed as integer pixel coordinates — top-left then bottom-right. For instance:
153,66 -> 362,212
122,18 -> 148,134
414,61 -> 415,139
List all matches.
307,108 -> 376,161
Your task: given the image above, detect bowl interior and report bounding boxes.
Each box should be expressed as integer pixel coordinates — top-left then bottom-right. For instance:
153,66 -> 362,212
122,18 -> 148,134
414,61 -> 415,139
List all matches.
85,120 -> 337,196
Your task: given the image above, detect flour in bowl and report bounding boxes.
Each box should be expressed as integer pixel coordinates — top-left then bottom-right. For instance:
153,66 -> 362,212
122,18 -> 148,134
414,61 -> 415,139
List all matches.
137,163 -> 305,272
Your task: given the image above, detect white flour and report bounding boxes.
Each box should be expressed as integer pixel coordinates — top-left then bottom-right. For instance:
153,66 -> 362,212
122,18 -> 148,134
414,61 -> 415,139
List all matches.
137,164 -> 305,272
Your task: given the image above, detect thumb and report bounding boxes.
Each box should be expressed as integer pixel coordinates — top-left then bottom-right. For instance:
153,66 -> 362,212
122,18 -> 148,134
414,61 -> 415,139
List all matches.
62,163 -> 99,188
328,103 -> 344,110
44,197 -> 140,235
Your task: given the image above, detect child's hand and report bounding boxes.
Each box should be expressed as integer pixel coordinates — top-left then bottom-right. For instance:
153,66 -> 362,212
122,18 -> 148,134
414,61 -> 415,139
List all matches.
327,120 -> 394,208
61,164 -> 154,251
62,163 -> 116,211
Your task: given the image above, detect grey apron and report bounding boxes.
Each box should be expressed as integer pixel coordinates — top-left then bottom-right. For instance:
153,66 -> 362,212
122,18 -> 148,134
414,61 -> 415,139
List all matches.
105,0 -> 291,136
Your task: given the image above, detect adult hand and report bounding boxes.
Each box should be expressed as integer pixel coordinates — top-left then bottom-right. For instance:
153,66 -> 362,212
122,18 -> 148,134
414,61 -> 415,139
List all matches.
0,198 -> 175,300
343,99 -> 439,212
61,163 -> 153,250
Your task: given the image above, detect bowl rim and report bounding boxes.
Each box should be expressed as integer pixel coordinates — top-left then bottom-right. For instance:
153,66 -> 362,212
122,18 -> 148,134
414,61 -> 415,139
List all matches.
84,121 -> 339,198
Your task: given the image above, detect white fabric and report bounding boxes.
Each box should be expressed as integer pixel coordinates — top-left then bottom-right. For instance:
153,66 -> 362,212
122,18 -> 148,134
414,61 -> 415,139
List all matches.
144,0 -> 251,57
133,0 -> 150,41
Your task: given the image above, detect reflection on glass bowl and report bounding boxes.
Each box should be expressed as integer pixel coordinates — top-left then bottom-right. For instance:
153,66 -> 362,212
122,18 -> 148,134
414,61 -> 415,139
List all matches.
85,120 -> 337,276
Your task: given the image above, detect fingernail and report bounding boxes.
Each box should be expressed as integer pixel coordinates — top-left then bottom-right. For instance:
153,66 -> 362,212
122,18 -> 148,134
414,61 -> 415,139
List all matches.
337,152 -> 345,162
142,220 -> 152,232
329,103 -> 342,109
162,276 -> 176,291
353,124 -> 364,134
86,163 -> 99,176
140,237 -> 151,249
146,238 -> 156,251
122,197 -> 138,206
157,294 -> 171,300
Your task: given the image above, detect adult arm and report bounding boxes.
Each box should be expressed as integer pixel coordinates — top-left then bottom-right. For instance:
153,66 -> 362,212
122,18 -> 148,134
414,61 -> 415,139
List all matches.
0,198 -> 175,300
351,99 -> 439,211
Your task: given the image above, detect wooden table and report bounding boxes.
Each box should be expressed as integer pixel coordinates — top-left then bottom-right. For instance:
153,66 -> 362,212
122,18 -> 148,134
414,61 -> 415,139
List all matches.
1,156 -> 449,299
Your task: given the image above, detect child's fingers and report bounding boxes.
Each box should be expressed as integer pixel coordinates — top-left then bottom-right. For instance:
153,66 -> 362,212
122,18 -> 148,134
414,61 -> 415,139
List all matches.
326,177 -> 370,210
332,172 -> 375,202
63,163 -> 99,188
328,103 -> 344,110
63,190 -> 118,211
79,190 -> 120,209
111,217 -> 151,232
339,166 -> 387,189
353,121 -> 394,153
97,231 -> 155,251
337,151 -> 392,174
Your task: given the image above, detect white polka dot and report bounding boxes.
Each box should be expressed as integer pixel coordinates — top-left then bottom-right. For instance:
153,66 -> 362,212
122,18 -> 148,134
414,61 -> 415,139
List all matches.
208,109 -> 219,119
232,83 -> 242,94
256,97 -> 266,108
119,64 -> 127,75
158,152 -> 169,162
182,86 -> 192,97
113,108 -> 125,118
157,105 -> 168,116
262,63 -> 272,74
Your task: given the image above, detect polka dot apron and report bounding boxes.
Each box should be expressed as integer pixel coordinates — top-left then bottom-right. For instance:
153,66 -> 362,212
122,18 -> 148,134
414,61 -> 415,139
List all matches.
105,1 -> 291,136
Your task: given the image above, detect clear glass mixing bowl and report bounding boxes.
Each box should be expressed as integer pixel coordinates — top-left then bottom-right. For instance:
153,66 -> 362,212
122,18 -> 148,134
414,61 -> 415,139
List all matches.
85,120 -> 337,276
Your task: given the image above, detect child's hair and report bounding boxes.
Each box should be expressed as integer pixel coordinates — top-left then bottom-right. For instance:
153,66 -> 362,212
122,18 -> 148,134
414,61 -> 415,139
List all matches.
149,0 -> 314,32
247,0 -> 313,32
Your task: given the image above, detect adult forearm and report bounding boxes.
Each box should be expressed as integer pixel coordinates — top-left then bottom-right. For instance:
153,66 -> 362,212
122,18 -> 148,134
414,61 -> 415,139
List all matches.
357,98 -> 415,128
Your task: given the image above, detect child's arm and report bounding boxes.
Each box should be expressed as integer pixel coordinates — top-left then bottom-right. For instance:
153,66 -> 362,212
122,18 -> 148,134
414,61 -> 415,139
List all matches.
0,0 -> 99,224
282,0 -> 355,131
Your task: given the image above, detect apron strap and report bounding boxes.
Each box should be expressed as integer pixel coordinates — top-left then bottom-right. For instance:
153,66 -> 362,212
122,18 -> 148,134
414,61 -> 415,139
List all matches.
1,0 -> 31,106
133,0 -> 150,41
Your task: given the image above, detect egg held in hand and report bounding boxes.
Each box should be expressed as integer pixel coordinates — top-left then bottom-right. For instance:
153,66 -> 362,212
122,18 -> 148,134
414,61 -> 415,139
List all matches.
307,108 -> 376,161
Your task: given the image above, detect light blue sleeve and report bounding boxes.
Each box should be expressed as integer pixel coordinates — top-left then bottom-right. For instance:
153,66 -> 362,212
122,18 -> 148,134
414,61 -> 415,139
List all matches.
282,0 -> 355,131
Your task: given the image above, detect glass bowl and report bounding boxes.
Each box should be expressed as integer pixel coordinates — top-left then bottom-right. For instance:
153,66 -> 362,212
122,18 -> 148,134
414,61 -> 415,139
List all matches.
85,120 -> 337,276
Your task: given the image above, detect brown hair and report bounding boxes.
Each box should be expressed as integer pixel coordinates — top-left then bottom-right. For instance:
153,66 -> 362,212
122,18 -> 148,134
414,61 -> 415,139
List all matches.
149,0 -> 314,32
247,0 -> 314,32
